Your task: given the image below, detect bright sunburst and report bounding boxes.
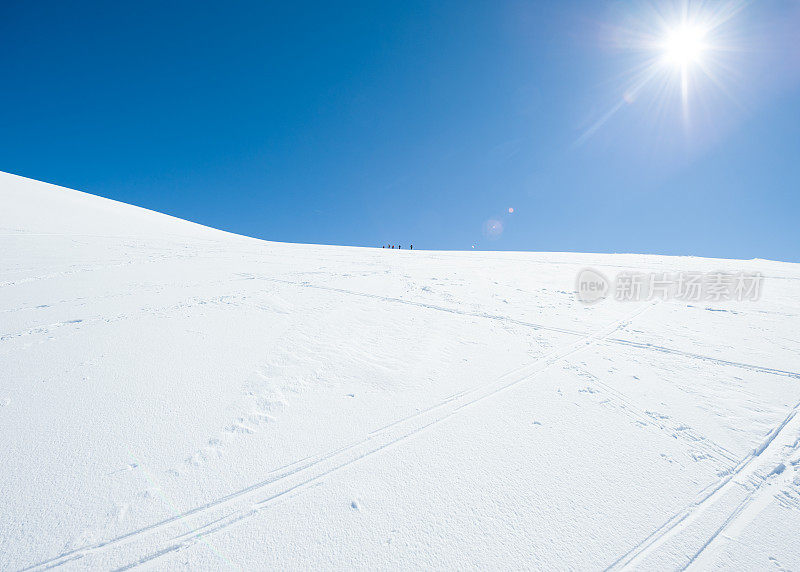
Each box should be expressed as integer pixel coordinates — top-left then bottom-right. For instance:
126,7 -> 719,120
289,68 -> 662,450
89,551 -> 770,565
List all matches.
662,24 -> 707,66
578,1 -> 745,145
660,20 -> 713,117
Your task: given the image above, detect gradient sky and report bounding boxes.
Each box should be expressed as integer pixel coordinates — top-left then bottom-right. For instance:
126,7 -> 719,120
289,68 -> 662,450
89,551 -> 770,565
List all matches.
2,1 -> 799,260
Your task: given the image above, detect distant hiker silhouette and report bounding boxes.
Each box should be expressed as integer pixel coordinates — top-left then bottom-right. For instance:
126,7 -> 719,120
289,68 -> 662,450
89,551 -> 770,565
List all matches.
410,244 -> 413,250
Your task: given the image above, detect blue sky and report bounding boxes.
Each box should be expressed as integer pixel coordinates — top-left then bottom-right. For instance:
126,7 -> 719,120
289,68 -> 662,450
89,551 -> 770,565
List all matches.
2,1 -> 798,260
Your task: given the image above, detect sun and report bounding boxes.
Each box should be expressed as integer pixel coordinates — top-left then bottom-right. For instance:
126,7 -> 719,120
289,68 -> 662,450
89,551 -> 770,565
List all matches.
662,24 -> 707,66
577,0 -> 745,145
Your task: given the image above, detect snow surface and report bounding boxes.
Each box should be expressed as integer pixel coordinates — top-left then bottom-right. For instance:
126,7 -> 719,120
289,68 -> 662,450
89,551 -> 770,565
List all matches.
1,170 -> 799,570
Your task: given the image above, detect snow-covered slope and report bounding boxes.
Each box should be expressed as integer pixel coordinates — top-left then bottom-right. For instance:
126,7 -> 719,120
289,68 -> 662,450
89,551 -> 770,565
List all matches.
2,170 -> 799,570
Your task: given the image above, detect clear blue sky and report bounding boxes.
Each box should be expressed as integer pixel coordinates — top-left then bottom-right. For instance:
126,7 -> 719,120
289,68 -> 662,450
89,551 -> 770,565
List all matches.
2,1 -> 798,260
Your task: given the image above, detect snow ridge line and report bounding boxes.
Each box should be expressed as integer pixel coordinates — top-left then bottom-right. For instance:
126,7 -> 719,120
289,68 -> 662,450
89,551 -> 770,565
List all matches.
247,274 -> 800,381
21,302 -> 657,571
606,401 -> 800,571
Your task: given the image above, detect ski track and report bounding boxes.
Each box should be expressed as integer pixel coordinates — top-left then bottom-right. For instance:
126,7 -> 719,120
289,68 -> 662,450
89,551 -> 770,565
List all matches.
22,301 -> 657,571
4,269 -> 798,382
686,412 -> 800,570
564,363 -> 740,466
604,338 -> 800,380
7,261 -> 799,569
251,274 -> 800,381
607,401 -> 800,571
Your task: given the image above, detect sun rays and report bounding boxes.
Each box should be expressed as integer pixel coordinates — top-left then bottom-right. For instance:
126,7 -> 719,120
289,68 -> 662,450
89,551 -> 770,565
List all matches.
577,0 -> 748,145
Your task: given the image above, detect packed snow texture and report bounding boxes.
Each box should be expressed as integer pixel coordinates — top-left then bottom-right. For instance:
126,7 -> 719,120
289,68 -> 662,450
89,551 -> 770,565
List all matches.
1,170 -> 799,570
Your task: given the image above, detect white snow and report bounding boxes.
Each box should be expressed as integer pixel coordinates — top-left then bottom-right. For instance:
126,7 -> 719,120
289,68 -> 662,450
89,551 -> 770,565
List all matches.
1,170 -> 799,570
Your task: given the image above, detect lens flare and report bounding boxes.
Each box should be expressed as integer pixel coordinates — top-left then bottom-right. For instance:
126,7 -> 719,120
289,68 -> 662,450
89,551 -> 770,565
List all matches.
483,219 -> 503,239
